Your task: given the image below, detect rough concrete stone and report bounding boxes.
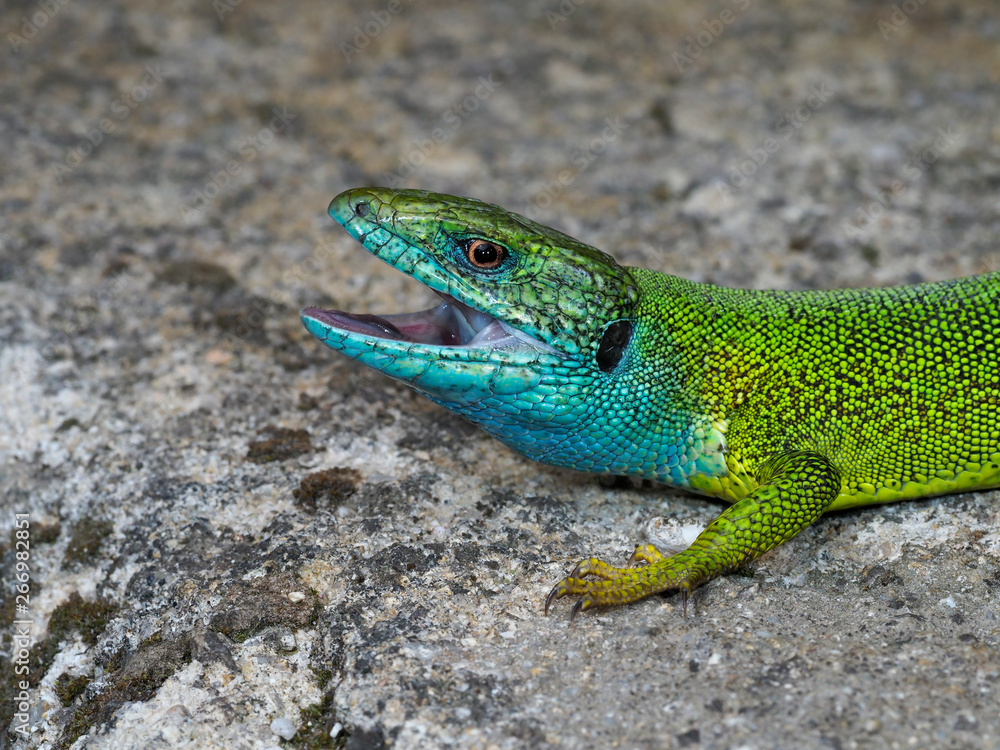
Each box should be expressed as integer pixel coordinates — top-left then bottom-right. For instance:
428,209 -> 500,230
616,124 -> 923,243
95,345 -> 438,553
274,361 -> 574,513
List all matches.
2,2 -> 999,749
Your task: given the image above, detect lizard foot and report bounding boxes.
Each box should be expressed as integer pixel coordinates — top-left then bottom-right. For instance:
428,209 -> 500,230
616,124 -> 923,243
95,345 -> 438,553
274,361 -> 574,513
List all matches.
544,545 -> 694,622
544,452 -> 843,621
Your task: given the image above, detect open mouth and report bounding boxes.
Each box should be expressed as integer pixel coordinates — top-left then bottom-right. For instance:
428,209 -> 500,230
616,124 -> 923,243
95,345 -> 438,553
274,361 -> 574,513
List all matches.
302,292 -> 555,352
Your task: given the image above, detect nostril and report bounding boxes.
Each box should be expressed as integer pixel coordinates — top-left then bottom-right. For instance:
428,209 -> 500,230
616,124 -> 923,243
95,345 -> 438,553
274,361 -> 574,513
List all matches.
354,201 -> 370,218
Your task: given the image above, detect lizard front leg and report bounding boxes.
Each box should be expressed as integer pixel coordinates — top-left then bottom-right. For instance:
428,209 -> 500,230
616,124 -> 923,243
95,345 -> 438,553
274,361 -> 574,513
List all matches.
545,451 -> 842,620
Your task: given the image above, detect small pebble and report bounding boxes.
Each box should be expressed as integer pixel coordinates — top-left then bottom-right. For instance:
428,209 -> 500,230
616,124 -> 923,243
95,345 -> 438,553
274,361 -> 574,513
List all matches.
270,717 -> 297,740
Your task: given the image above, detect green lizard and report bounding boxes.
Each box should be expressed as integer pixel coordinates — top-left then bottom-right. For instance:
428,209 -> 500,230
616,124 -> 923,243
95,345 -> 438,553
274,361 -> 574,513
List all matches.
301,187 -> 1000,620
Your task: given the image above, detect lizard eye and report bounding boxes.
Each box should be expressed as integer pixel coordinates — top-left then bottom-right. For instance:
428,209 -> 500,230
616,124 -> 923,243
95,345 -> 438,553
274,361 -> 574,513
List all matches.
597,320 -> 633,373
465,239 -> 506,269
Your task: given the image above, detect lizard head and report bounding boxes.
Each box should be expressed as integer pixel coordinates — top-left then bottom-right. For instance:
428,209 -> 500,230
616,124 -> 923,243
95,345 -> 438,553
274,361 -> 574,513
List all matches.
301,187 -> 641,469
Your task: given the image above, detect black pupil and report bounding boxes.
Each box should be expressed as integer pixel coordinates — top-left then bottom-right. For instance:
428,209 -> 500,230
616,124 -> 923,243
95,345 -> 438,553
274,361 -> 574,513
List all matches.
355,202 -> 370,217
596,320 -> 633,373
473,242 -> 499,266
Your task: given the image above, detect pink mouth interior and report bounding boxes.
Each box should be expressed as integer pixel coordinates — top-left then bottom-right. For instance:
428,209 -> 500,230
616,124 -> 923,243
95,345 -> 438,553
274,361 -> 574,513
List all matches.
303,292 -> 516,348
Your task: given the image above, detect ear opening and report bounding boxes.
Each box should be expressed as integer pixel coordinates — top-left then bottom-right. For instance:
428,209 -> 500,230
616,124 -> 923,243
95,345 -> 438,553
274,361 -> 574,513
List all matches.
597,320 -> 633,372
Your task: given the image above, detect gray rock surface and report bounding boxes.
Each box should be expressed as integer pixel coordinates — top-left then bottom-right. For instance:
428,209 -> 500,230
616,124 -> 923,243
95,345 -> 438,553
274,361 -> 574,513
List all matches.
2,1 -> 999,748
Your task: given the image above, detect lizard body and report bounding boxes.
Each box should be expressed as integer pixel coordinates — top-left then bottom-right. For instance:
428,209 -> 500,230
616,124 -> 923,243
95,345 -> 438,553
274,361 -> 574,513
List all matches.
302,188 -> 1000,618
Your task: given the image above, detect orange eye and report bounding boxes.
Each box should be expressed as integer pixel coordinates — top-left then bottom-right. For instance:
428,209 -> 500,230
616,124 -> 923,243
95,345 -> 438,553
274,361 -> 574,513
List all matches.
466,239 -> 506,269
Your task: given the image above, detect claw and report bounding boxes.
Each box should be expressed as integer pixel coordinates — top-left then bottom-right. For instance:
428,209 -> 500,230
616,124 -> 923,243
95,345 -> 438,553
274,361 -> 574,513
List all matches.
543,582 -> 562,616
544,548 -> 701,619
